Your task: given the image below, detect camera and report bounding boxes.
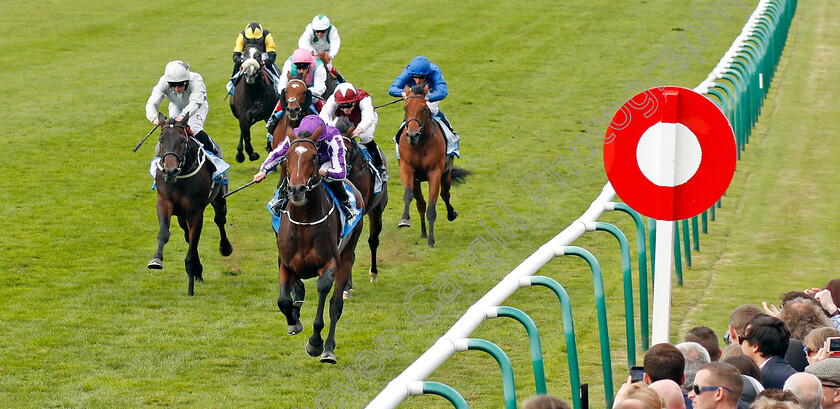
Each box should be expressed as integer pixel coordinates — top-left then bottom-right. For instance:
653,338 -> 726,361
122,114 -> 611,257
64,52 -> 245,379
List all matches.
630,366 -> 645,383
828,337 -> 840,354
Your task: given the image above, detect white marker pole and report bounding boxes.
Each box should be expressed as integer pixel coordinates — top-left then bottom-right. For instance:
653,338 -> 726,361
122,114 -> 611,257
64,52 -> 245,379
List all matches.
650,90 -> 680,345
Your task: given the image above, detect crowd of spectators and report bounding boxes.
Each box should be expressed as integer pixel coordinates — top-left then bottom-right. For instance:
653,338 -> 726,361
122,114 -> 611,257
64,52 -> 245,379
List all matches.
520,279 -> 840,409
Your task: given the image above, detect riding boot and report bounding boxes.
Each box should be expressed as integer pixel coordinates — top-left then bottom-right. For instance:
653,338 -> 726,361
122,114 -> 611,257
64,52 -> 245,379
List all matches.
195,130 -> 222,158
326,179 -> 358,219
362,140 -> 387,181
270,178 -> 289,216
330,67 -> 345,83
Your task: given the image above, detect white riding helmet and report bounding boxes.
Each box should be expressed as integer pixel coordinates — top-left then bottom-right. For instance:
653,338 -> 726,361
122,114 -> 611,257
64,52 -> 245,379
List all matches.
164,60 -> 190,82
311,14 -> 331,31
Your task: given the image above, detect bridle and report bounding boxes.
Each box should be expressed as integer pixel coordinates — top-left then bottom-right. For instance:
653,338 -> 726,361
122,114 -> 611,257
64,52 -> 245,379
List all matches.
279,138 -> 335,226
404,95 -> 431,138
157,124 -> 205,179
286,79 -> 308,121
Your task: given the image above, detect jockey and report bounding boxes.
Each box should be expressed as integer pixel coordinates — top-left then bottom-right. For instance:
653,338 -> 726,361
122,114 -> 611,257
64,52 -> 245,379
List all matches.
319,83 -> 386,179
145,60 -> 221,158
253,115 -> 359,220
298,14 -> 344,82
388,56 -> 458,136
278,48 -> 328,102
232,22 -> 279,77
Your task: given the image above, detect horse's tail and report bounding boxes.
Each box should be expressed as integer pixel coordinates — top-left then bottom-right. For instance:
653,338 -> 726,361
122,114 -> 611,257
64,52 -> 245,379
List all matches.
449,167 -> 471,185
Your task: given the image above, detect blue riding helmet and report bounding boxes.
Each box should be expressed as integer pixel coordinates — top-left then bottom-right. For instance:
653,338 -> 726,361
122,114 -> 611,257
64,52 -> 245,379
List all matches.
407,56 -> 431,76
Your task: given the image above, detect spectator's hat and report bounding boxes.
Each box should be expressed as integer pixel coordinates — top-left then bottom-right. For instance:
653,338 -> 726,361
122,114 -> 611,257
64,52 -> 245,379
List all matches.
805,358 -> 840,386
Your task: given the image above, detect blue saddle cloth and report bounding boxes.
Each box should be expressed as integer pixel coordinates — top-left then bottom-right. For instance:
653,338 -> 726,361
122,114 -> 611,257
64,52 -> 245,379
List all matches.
269,181 -> 362,238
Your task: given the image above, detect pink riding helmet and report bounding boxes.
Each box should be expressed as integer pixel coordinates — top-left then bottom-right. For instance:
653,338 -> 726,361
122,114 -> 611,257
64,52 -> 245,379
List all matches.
292,48 -> 314,64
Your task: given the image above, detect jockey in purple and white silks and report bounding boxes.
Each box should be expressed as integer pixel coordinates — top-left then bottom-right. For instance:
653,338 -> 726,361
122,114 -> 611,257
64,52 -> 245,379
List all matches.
253,115 -> 358,219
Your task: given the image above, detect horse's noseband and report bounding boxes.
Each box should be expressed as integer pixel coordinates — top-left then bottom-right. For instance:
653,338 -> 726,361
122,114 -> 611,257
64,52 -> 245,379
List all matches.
404,95 -> 430,138
287,138 -> 322,194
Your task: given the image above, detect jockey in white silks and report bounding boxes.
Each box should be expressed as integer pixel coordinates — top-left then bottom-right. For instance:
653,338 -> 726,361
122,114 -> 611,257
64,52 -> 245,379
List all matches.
297,14 -> 344,83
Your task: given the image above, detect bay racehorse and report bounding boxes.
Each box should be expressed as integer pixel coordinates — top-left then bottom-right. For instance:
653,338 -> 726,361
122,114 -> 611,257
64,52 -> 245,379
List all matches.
335,117 -> 388,282
275,126 -> 364,363
269,75 -> 311,151
148,114 -> 233,296
230,43 -> 278,163
397,84 -> 469,247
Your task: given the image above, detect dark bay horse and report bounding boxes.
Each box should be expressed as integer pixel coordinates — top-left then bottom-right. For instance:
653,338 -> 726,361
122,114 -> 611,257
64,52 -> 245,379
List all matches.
275,126 -> 364,364
397,84 -> 469,247
270,76 -> 311,150
230,44 -> 279,163
335,117 -> 388,282
148,114 -> 233,296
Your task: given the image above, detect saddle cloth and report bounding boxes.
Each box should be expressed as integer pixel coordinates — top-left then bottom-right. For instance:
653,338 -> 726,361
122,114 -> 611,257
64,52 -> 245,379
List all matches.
269,180 -> 362,238
393,117 -> 460,159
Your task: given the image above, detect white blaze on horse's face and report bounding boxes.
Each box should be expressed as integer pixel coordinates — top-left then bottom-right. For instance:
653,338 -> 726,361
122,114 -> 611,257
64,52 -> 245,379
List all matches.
294,146 -> 309,179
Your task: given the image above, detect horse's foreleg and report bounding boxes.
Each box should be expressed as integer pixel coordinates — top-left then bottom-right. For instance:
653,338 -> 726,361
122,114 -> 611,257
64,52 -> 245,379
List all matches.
235,121 -> 246,163
277,264 -> 303,335
398,163 -> 414,228
184,212 -> 204,296
307,258 -> 338,360
368,210 -> 383,281
413,182 -> 427,239
149,199 -> 173,270
323,260 -> 351,365
243,119 -> 260,162
441,169 -> 458,221
212,194 -> 233,257
426,169 -> 443,248
177,216 -> 189,243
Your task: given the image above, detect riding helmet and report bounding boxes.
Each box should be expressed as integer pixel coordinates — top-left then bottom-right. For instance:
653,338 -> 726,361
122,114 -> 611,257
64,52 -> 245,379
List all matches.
334,83 -> 358,104
407,56 -> 431,76
164,60 -> 190,83
244,22 -> 264,39
311,14 -> 331,31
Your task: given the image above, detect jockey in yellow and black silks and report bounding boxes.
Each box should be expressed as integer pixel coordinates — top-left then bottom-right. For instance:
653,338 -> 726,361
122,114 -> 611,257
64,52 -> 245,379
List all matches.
232,22 -> 278,77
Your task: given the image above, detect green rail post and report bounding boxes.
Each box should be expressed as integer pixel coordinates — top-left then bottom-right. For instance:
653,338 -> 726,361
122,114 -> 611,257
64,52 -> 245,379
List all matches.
648,217 -> 656,280
594,222 -> 636,366
527,276 -> 582,409
701,211 -> 708,234
611,203 -> 650,350
466,338 -> 517,409
423,382 -> 470,409
681,219 -> 691,268
493,306 -> 547,395
691,216 -> 700,251
673,222 -> 683,286
563,246 -> 613,407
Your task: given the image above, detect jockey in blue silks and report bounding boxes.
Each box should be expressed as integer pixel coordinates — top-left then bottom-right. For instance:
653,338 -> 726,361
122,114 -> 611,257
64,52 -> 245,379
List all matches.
388,56 -> 458,136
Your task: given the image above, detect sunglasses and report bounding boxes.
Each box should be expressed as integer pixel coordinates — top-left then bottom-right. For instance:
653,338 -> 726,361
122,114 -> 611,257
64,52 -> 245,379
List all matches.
337,102 -> 355,109
168,81 -> 188,88
294,63 -> 310,71
691,384 -> 732,395
314,29 -> 327,34
411,74 -> 427,79
737,334 -> 750,345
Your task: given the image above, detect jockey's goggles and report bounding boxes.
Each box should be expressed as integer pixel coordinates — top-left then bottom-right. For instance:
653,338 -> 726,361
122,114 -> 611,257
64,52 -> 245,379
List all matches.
168,81 -> 188,88
337,102 -> 355,109
294,63 -> 310,71
314,29 -> 327,34
411,74 -> 427,79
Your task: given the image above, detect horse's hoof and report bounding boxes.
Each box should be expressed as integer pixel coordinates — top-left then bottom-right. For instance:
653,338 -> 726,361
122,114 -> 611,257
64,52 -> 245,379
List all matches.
369,271 -> 378,283
248,152 -> 261,161
343,290 -> 351,299
287,323 -> 303,335
448,210 -> 459,221
219,241 -> 233,257
305,341 -> 324,357
397,219 -> 410,228
235,152 -> 245,163
147,258 -> 163,270
320,350 -> 337,364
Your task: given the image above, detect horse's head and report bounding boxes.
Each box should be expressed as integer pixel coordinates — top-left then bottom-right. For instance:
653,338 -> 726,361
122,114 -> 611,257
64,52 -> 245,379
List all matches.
157,113 -> 191,184
334,116 -> 359,163
241,45 -> 264,84
285,126 -> 323,205
282,76 -> 312,121
403,84 -> 431,146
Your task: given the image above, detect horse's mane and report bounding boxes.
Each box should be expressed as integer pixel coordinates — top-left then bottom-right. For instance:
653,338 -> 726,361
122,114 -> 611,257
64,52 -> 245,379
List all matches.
334,117 -> 353,134
410,83 -> 427,95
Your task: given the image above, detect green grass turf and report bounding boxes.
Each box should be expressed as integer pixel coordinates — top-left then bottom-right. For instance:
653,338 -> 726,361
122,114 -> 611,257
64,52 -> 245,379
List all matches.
2,0 -> 835,407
